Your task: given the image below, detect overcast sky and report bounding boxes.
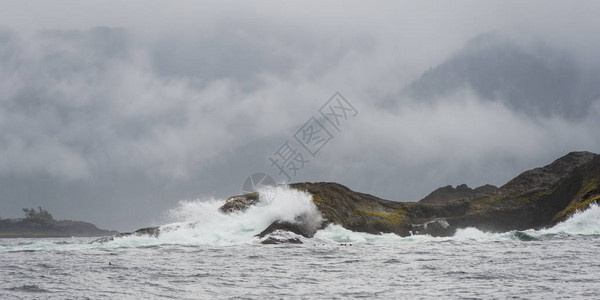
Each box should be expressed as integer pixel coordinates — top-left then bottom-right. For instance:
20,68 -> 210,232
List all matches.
1,1 -> 600,231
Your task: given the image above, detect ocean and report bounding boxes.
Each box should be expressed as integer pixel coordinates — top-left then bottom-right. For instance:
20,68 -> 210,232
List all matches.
2,187 -> 600,299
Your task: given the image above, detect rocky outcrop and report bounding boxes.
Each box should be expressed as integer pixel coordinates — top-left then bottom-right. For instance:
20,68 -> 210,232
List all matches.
96,151 -> 600,243
260,236 -> 303,244
499,151 -> 596,195
222,151 -> 600,239
419,184 -> 498,204
219,192 -> 260,213
464,151 -> 600,230
549,153 -> 600,224
91,226 -> 159,243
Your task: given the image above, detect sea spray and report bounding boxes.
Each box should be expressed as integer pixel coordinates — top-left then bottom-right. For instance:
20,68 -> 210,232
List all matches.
313,224 -> 415,244
8,195 -> 599,251
433,204 -> 600,242
541,204 -> 600,235
112,185 -> 322,246
313,204 -> 600,244
2,204 -> 599,253
152,195 -> 600,246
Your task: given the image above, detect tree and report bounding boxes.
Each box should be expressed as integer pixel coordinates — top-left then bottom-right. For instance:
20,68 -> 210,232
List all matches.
22,207 -> 54,220
22,208 -> 35,218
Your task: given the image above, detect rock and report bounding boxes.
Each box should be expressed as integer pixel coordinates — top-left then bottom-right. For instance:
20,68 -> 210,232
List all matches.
219,192 -> 260,213
260,237 -> 303,244
287,182 -> 414,236
256,219 -> 320,238
410,218 -> 454,236
500,151 -> 596,195
419,184 -> 499,204
550,154 -> 600,224
118,151 -> 600,242
284,151 -> 600,236
120,226 -> 160,238
91,226 -> 159,244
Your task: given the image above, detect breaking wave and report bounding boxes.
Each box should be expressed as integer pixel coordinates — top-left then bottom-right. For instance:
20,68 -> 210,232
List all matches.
313,204 -> 600,244
110,185 -> 322,247
3,188 -> 598,251
541,203 -> 600,235
104,194 -> 600,246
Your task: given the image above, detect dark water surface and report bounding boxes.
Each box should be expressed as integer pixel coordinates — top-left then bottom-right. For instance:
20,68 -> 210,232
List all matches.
1,235 -> 600,299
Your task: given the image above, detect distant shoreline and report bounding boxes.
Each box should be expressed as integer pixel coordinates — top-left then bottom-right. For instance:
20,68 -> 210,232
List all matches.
0,233 -> 112,238
0,217 -> 117,239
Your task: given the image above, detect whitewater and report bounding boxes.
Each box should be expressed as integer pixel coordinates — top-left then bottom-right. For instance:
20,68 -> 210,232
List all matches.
2,186 -> 600,299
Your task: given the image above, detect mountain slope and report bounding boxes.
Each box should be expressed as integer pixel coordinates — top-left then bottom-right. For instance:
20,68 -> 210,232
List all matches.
403,33 -> 600,119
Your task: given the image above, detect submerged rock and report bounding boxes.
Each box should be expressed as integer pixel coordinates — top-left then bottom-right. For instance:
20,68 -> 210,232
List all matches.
91,226 -> 159,244
256,218 -> 321,238
260,237 -> 303,244
258,229 -> 305,244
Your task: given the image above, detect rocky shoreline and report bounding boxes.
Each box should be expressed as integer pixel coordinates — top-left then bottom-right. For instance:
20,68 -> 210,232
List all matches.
97,151 -> 600,244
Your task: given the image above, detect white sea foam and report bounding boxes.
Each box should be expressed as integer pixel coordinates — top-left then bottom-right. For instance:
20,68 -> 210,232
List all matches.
314,204 -> 600,244
111,185 -> 322,246
109,196 -> 600,246
313,224 -> 450,244
2,200 -> 599,252
540,203 -> 600,235
433,203 -> 600,242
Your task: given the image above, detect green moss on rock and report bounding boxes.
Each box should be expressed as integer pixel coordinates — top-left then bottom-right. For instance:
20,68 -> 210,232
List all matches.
311,193 -> 335,208
352,209 -> 406,224
575,179 -> 598,200
563,194 -> 600,216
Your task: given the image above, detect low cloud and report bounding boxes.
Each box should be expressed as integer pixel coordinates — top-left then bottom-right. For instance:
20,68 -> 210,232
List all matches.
1,2 -> 600,230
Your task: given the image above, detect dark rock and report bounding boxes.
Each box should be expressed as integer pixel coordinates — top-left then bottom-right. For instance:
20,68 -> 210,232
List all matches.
289,182 -> 414,236
550,154 -> 600,224
260,237 -> 303,244
285,151 -> 600,236
219,192 -> 260,213
121,151 -> 600,242
410,218 -> 455,236
120,226 -> 160,238
91,226 -> 159,244
90,236 -> 114,244
419,184 -> 499,204
474,184 -> 500,194
256,219 -> 321,238
500,151 -> 596,195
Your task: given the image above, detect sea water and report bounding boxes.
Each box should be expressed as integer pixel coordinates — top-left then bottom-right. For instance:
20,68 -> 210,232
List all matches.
2,186 -> 600,299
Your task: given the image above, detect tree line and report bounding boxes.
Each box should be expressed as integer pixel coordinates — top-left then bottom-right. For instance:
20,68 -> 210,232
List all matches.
22,207 -> 54,220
